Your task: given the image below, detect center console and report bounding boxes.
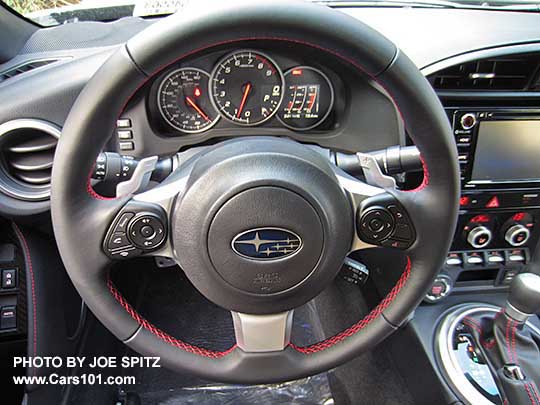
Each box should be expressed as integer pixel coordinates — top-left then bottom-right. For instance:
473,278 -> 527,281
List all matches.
426,108 -> 540,302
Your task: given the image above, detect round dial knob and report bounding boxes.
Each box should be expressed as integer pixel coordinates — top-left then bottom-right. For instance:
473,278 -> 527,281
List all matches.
467,226 -> 492,249
505,224 -> 530,247
460,113 -> 477,130
424,274 -> 452,303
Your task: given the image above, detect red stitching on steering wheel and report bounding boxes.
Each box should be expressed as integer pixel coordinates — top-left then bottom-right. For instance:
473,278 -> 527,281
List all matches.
107,278 -> 237,358
291,256 -> 411,354
94,37 -> 430,357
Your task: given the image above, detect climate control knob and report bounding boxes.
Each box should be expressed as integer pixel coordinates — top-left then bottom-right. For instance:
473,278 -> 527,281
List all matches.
505,224 -> 530,247
467,226 -> 492,249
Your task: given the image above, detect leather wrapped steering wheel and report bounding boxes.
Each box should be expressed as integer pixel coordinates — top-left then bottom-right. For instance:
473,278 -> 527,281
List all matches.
51,0 -> 459,384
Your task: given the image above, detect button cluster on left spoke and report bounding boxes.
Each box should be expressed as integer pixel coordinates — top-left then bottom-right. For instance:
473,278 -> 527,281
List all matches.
103,203 -> 167,260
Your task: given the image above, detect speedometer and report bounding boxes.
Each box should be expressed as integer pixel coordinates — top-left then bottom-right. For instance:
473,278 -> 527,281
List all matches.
157,67 -> 219,133
210,50 -> 284,126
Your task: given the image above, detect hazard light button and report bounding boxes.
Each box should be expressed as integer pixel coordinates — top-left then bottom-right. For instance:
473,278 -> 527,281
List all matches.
485,196 -> 500,208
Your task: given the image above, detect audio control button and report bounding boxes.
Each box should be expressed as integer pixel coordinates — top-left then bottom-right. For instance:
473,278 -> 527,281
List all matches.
460,113 -> 477,130
359,208 -> 394,243
129,215 -> 166,250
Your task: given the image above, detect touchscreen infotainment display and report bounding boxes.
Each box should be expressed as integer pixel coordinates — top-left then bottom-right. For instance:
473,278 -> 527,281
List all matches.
471,120 -> 540,183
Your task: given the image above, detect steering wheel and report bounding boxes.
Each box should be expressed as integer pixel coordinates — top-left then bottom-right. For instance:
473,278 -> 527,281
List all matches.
51,1 -> 459,384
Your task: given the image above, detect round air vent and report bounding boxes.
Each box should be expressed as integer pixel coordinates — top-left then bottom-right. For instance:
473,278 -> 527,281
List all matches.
0,119 -> 60,201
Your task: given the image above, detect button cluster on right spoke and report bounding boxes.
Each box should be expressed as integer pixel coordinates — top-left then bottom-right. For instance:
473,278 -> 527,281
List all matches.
357,198 -> 416,250
359,207 -> 394,242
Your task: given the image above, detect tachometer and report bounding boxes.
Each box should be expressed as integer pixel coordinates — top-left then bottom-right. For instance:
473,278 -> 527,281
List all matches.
210,50 -> 284,126
277,66 -> 334,131
157,67 -> 219,133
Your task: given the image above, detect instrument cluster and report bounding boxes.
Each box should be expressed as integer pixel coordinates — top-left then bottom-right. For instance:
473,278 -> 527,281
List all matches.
154,49 -> 336,135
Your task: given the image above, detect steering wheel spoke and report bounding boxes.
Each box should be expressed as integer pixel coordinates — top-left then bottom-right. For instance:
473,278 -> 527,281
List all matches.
333,156 -> 419,253
232,310 -> 294,353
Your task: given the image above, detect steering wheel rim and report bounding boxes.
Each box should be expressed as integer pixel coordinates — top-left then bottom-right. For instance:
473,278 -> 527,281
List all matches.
51,0 -> 459,383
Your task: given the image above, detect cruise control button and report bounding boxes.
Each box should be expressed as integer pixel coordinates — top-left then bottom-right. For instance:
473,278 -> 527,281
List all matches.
107,233 -> 131,250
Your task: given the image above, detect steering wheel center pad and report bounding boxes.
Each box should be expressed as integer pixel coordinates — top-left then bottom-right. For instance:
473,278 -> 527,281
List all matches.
51,0 -> 459,383
173,137 -> 352,313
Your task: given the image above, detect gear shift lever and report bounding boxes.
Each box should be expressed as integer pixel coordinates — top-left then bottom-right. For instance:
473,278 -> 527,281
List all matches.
505,273 -> 540,323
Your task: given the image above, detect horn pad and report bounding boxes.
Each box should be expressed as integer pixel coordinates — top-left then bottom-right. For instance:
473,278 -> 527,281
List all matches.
171,137 -> 353,314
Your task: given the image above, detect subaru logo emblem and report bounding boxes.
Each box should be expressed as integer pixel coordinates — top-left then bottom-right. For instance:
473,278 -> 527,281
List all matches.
231,228 -> 303,260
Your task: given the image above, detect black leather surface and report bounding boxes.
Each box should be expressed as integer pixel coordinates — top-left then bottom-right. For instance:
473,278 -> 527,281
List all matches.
51,0 -> 458,383
467,311 -> 540,404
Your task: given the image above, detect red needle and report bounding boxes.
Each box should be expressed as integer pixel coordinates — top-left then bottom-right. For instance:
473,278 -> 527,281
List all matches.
236,82 -> 252,118
185,96 -> 210,122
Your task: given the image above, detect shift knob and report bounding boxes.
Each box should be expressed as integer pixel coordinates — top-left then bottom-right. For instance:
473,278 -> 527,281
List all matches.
506,273 -> 540,322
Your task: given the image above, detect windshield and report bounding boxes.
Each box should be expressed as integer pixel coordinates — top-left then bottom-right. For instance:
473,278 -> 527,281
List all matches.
2,0 -> 539,26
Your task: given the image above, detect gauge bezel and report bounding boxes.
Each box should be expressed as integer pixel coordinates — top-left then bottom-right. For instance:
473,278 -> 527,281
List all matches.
209,49 -> 285,127
277,66 -> 335,131
157,67 -> 220,134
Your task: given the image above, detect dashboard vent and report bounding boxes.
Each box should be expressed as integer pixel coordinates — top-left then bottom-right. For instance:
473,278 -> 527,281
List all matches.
0,120 -> 60,201
0,59 -> 60,83
429,54 -> 540,91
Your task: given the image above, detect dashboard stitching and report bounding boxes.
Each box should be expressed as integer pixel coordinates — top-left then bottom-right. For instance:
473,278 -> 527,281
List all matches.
290,256 -> 411,354
12,223 -> 37,376
107,277 -> 237,358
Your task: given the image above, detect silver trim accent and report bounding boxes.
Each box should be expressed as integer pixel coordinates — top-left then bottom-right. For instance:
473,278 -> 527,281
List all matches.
505,224 -> 530,247
435,304 -> 540,405
276,66 -> 335,131
116,156 -> 158,197
505,302 -> 530,323
356,152 -> 397,189
335,153 -> 397,252
231,310 -> 294,352
460,113 -> 477,130
421,43 -> 540,77
0,119 -> 61,201
157,67 -> 220,134
467,226 -> 492,249
123,325 -> 142,344
209,50 -> 285,127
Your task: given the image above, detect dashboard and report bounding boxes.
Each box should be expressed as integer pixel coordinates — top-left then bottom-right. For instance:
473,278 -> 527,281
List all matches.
151,48 -> 338,134
115,41 -> 401,158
